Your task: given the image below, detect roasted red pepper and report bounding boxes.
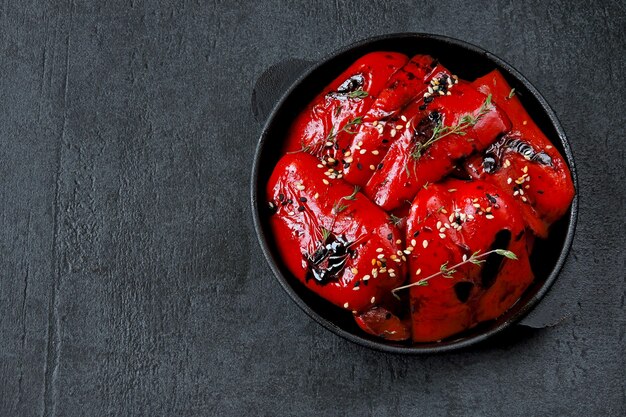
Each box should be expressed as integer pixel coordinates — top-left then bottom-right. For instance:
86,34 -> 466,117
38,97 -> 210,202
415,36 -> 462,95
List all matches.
342,55 -> 439,187
404,179 -> 533,342
463,70 -> 575,237
283,52 -> 408,158
267,152 -> 406,313
365,79 -> 511,211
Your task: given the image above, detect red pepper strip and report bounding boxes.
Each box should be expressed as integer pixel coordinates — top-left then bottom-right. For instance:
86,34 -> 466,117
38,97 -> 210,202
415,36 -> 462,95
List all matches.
353,306 -> 411,341
282,52 -> 408,158
405,179 -> 533,343
342,55 -> 439,187
366,81 -> 511,212
464,70 -> 575,237
267,152 -> 406,313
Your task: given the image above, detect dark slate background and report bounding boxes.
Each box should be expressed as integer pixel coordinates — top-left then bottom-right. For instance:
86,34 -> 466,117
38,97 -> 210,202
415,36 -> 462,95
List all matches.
0,0 -> 624,416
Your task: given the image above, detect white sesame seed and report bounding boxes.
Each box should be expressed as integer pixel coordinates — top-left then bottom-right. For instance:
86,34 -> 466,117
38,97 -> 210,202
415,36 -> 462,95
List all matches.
521,196 -> 528,202
369,164 -> 376,171
371,297 -> 376,304
444,223 -> 450,228
439,233 -> 446,239
322,179 -> 329,185
343,302 -> 349,308
439,227 -> 445,233
376,247 -> 383,253
436,221 -> 442,229
396,239 -> 402,245
422,240 -> 428,248
463,254 -> 468,261
486,214 -> 494,220
411,239 -> 417,246
314,193 -> 319,199
345,156 -> 354,163
546,145 -> 553,149
317,164 -> 323,168
371,150 -> 379,155
401,115 -> 407,122
390,129 -> 397,137
403,249 -> 411,255
359,149 -> 366,155
377,254 -> 384,259
415,268 -> 421,276
401,256 -> 407,262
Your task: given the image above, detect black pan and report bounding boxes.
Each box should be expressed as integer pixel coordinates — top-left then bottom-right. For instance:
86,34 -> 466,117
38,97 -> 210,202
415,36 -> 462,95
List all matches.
250,33 -> 578,354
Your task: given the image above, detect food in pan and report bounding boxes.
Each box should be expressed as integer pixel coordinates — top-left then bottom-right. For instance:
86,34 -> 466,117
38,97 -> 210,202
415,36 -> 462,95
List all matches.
267,52 -> 574,343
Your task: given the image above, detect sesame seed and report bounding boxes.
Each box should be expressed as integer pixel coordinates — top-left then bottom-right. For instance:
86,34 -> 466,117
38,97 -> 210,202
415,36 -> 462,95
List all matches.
439,227 -> 445,233
390,254 -> 397,260
486,207 -> 492,212
439,233 -> 446,239
322,179 -> 329,185
401,115 -> 407,122
546,145 -> 553,149
521,196 -> 528,202
422,240 -> 428,248
371,150 -> 379,155
507,178 -> 513,184
444,223 -> 450,228
401,255 -> 407,262
376,247 -> 383,253
523,166 -> 528,173
390,128 -> 397,137
389,273 -> 396,278
462,254 -> 467,261
343,302 -> 349,308
448,188 -> 457,192
403,249 -> 411,255
468,214 -> 474,219
486,214 -> 494,220
473,203 -> 481,208
345,156 -> 354,163
359,149 -> 366,155
351,268 -> 358,274
441,208 -> 448,214
377,254 -> 384,259
513,190 -> 519,196
411,239 -> 416,246
396,239 -> 402,245
369,165 -> 376,171
371,297 -> 376,304
314,193 -> 319,199
325,141 -> 333,147
436,221 -> 442,229
317,164 -> 323,168
415,268 -> 421,276
288,211 -> 295,215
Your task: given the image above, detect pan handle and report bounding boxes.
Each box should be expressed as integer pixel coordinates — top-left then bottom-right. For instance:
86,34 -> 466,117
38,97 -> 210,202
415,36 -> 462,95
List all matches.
517,253 -> 580,328
251,58 -> 314,124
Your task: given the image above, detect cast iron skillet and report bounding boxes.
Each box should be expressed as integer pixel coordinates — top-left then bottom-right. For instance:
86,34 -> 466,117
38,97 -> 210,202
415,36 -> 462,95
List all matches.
251,33 -> 578,354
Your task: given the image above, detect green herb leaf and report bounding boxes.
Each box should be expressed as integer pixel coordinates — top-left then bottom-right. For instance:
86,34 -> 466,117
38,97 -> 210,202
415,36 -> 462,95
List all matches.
507,88 -> 516,99
347,88 -> 369,99
494,249 -> 518,260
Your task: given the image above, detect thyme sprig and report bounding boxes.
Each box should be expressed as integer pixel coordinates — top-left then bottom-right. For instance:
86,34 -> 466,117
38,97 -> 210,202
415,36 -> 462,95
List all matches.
332,186 -> 360,214
388,214 -> 403,226
507,88 -> 516,99
326,116 -> 363,143
347,88 -> 369,99
320,226 -> 331,241
286,139 -> 311,154
410,94 -> 493,161
391,248 -> 517,298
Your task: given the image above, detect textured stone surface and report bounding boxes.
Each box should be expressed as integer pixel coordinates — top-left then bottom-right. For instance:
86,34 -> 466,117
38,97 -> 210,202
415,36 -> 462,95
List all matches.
0,0 -> 624,416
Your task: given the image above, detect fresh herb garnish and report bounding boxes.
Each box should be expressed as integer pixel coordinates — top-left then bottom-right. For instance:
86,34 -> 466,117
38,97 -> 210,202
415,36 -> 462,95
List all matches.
507,88 -> 516,99
410,94 -> 493,161
286,139 -> 311,154
332,186 -> 360,214
320,226 -> 331,241
347,88 -> 369,99
388,214 -> 403,226
391,248 -> 517,298
325,116 -> 363,144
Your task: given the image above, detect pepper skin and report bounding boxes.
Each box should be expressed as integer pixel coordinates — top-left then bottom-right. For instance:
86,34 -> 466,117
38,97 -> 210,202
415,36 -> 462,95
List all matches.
267,152 -> 406,313
464,70 -> 575,237
366,81 -> 511,212
282,52 -> 408,158
342,55 -> 439,187
405,179 -> 533,343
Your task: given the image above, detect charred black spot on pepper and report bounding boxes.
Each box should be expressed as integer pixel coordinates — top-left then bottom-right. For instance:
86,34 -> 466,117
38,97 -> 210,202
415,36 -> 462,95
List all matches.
481,230 -> 512,289
454,282 -> 474,303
